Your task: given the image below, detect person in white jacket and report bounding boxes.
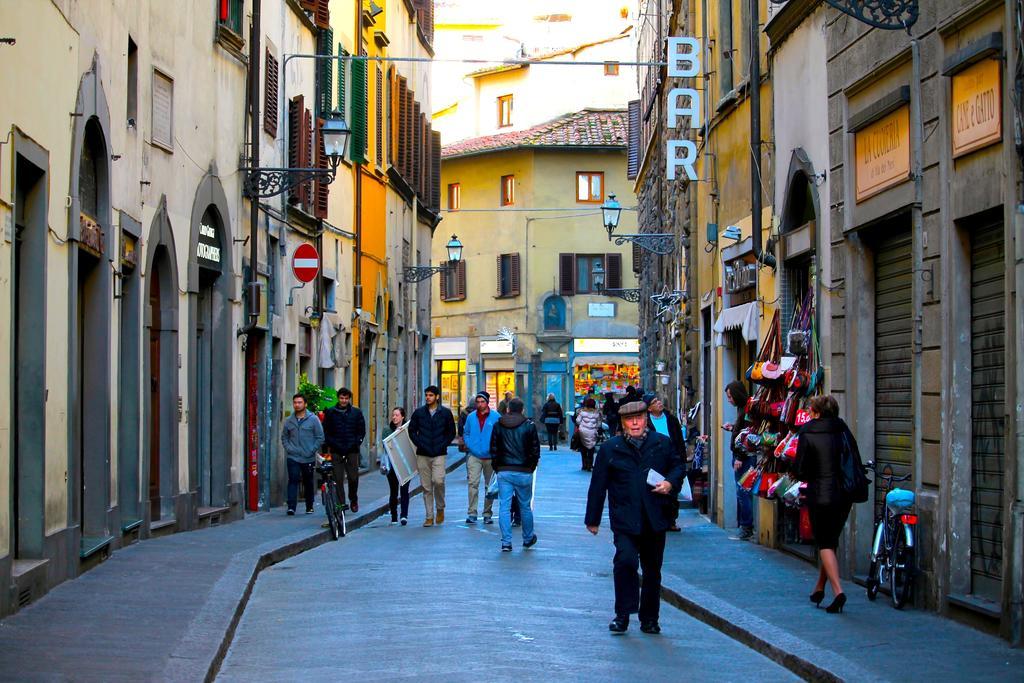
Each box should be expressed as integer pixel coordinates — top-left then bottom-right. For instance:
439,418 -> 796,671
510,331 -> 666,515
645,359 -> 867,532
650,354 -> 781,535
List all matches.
575,397 -> 601,471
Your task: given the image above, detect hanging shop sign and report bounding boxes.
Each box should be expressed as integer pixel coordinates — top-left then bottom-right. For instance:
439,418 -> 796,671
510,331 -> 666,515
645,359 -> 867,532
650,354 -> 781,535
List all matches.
951,58 -> 1001,159
196,214 -> 222,270
573,338 -> 640,354
480,338 -> 514,355
854,105 -> 911,202
666,37 -> 701,181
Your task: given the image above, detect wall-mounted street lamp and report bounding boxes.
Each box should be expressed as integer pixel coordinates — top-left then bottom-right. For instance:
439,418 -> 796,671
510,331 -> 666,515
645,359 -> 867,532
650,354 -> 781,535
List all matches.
243,117 -> 351,198
600,193 -> 677,255
403,234 -> 464,282
591,260 -> 641,302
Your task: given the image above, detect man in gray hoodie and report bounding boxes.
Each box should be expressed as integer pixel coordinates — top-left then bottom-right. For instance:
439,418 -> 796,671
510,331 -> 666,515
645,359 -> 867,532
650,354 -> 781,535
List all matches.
281,393 -> 325,515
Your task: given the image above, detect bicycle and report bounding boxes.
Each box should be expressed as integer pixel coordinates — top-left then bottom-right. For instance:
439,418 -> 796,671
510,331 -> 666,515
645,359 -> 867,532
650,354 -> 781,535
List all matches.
316,453 -> 347,540
864,461 -> 916,609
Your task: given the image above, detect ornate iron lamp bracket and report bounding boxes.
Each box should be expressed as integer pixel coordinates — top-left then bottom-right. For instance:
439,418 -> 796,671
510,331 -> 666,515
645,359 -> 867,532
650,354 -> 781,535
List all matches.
243,166 -> 338,199
598,288 -> 641,302
612,233 -> 677,255
403,263 -> 453,283
821,0 -> 918,31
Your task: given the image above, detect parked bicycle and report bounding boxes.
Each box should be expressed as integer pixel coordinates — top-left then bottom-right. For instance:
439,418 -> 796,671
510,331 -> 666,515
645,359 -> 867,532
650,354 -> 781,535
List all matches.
316,452 -> 347,540
865,461 -> 916,609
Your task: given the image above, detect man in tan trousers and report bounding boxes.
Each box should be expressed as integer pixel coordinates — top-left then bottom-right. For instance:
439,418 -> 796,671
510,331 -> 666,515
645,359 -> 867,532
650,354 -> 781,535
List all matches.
407,385 -> 456,526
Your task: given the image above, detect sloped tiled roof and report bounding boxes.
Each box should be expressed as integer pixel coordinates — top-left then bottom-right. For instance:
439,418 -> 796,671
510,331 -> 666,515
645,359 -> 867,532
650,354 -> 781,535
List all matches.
442,109 -> 627,159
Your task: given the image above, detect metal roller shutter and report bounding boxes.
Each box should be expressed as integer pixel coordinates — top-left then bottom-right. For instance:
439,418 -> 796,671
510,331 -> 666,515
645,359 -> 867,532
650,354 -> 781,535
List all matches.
970,222 -> 1005,602
874,232 -> 913,514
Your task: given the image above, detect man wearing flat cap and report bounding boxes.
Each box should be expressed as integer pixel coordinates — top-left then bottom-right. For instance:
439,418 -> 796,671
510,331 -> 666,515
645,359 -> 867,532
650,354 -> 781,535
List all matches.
585,399 -> 685,635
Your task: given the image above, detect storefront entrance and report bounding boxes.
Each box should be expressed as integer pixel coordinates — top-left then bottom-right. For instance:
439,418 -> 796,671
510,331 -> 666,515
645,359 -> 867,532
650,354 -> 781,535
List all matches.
438,359 -> 467,414
486,371 -> 516,411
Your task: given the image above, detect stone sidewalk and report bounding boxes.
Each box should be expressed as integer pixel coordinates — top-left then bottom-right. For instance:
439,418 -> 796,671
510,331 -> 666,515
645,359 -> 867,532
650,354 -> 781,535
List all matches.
0,451 -> 465,683
661,510 -> 1024,682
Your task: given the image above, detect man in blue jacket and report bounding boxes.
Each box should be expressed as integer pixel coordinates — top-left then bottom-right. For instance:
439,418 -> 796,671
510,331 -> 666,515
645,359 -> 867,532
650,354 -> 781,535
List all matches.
463,391 -> 500,524
586,400 -> 684,635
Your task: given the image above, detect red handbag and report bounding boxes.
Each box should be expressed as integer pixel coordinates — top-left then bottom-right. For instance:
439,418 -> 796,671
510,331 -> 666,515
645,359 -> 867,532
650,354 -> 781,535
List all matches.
758,472 -> 779,497
799,506 -> 815,542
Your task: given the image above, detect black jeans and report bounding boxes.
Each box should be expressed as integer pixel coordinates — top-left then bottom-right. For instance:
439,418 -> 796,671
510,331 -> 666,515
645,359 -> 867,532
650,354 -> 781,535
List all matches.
386,468 -> 410,521
286,459 -> 315,512
580,446 -> 595,470
612,516 -> 667,622
545,425 -> 559,449
335,450 -> 361,506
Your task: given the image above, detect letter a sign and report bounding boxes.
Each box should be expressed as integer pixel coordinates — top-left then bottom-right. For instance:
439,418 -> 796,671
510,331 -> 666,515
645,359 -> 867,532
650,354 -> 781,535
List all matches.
292,243 -> 320,283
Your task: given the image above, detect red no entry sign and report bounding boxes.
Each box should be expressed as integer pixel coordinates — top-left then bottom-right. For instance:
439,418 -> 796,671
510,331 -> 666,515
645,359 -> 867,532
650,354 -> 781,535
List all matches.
292,243 -> 320,282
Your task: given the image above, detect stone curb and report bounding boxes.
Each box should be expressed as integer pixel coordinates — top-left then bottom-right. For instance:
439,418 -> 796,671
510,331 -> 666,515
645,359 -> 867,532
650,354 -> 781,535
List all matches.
659,575 -> 877,683
161,455 -> 467,683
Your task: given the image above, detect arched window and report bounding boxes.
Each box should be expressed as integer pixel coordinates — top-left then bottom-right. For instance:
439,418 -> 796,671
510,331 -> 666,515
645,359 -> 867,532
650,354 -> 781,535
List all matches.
79,121 -> 104,218
543,295 -> 566,331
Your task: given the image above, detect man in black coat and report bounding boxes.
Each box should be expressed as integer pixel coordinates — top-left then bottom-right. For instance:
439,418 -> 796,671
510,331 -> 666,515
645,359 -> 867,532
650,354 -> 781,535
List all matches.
586,400 -> 684,635
322,387 -> 366,511
408,385 -> 456,526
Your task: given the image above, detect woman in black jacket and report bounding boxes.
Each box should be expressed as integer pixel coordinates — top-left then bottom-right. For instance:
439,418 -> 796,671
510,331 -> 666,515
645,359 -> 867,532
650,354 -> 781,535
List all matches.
794,394 -> 858,614
722,380 -> 753,540
540,394 -> 564,451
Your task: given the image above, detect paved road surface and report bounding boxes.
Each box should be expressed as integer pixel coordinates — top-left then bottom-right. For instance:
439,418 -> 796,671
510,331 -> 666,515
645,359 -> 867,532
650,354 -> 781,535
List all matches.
218,448 -> 798,682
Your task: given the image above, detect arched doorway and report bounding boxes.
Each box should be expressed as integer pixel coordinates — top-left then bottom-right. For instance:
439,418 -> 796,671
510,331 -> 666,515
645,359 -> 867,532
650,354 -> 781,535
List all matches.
144,201 -> 180,525
74,118 -> 113,546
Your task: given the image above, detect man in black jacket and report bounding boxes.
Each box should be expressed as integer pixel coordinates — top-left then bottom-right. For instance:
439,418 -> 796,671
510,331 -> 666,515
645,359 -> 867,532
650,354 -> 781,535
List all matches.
322,388 -> 366,512
490,398 -> 540,552
408,385 -> 456,527
586,400 -> 684,635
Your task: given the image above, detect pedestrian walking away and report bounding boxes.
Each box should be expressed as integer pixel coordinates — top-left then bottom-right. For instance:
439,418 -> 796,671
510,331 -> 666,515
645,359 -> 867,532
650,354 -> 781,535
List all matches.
541,393 -> 564,451
575,397 -> 601,471
322,387 -> 366,512
281,393 -> 325,515
463,391 -> 501,524
722,380 -> 754,541
490,398 -> 540,551
586,400 -> 684,635
602,392 -> 621,437
647,396 -> 685,532
408,385 -> 456,527
381,407 -> 411,526
794,394 -> 863,614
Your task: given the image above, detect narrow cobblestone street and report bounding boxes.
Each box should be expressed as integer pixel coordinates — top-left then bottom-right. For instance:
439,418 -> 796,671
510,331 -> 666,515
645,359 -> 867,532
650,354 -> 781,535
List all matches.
216,449 -> 798,682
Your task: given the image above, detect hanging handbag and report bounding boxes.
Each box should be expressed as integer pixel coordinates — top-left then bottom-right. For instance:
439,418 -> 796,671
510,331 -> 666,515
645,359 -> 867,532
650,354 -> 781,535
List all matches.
760,361 -> 783,380
799,505 -> 815,542
769,473 -> 792,499
783,480 -> 805,505
737,467 -> 757,490
570,430 -> 582,452
758,471 -> 779,498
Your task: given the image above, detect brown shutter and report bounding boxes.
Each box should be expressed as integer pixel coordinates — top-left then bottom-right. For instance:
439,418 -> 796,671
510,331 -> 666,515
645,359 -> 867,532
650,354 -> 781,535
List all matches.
288,95 -> 304,204
606,253 -> 622,289
496,254 -> 504,296
440,264 -> 449,301
627,99 -> 641,180
510,252 -> 521,296
413,102 -> 422,195
559,253 -> 576,295
430,130 -> 442,210
314,0 -> 330,29
315,118 -> 329,218
390,68 -> 399,165
301,107 -> 313,208
375,66 -> 384,167
457,260 -> 467,299
404,89 -> 414,180
264,50 -> 279,137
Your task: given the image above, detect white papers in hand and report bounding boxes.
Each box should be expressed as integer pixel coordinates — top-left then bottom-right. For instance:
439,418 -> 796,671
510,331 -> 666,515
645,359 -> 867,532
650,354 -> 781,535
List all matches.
647,469 -> 666,486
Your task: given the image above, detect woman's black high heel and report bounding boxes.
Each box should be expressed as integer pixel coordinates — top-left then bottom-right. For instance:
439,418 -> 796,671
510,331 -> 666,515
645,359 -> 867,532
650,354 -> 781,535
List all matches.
825,593 -> 847,614
809,590 -> 825,608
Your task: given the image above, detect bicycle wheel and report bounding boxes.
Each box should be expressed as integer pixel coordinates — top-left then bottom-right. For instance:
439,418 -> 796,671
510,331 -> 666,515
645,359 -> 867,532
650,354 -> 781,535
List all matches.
889,522 -> 914,609
337,505 -> 347,538
322,485 -> 340,540
866,557 -> 881,601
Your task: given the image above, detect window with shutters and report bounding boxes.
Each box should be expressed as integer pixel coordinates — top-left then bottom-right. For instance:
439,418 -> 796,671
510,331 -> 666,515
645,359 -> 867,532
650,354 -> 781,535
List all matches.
413,102 -> 422,192
430,130 -> 442,210
500,174 -> 515,206
336,45 -> 348,118
264,49 -> 279,137
497,94 -> 513,128
314,118 -> 329,218
218,0 -> 244,35
558,253 -> 576,295
300,0 -> 330,29
576,171 -> 604,203
396,76 -> 408,177
440,260 -> 466,302
496,253 -> 520,298
575,254 -> 604,294
375,65 -> 384,167
288,95 -> 313,208
627,99 -> 640,180
448,183 -> 461,211
316,29 -> 333,117
350,51 -> 368,163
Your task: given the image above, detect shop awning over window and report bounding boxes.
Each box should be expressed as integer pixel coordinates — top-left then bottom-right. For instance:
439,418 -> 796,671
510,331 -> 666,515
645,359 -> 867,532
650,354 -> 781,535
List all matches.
713,301 -> 759,347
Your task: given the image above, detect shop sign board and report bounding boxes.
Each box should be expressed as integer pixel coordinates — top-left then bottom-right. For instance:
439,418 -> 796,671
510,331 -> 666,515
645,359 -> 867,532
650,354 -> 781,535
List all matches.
196,218 -> 222,270
666,37 -> 702,181
854,105 -> 911,202
433,339 -> 467,358
952,58 -> 1001,159
480,338 -> 514,354
573,338 -> 640,354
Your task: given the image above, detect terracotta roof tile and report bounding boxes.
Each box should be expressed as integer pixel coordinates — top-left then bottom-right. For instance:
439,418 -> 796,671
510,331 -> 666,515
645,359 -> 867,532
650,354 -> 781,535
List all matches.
442,109 -> 627,159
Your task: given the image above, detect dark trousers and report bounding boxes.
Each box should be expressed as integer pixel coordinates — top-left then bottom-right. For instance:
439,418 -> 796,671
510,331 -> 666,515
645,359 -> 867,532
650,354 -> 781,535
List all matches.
386,468 -> 410,521
580,446 -> 595,470
545,426 -> 559,449
336,450 -> 361,505
286,459 -> 315,512
612,517 -> 667,622
510,493 -> 521,524
734,454 -> 755,530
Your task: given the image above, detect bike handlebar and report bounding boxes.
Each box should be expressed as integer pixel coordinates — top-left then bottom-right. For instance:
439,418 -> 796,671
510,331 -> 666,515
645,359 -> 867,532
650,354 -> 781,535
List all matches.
864,460 -> 912,484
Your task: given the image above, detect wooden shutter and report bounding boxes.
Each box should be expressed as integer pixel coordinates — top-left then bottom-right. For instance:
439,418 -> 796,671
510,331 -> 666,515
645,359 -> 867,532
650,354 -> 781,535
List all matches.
350,55 -> 368,163
313,0 -> 330,29
510,252 -> 521,296
315,118 -> 329,218
336,45 -> 347,117
606,253 -> 622,289
440,264 -> 449,301
389,68 -> 399,166
288,95 -> 303,204
413,102 -> 422,195
264,49 -> 279,137
457,260 -> 467,299
627,99 -> 641,180
559,253 -> 576,295
375,66 -> 384,167
316,29 -> 333,116
300,0 -> 316,15
396,77 -> 408,177
404,88 -> 414,180
420,115 -> 429,198
496,254 -> 504,297
302,108 -> 313,208
430,130 -> 442,210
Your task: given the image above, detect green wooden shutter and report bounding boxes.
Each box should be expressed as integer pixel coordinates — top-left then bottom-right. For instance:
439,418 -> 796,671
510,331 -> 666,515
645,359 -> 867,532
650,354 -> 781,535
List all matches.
316,28 -> 333,118
336,45 -> 348,118
351,55 -> 368,164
